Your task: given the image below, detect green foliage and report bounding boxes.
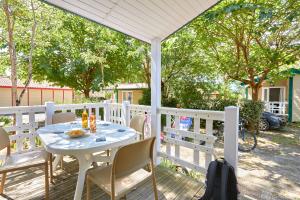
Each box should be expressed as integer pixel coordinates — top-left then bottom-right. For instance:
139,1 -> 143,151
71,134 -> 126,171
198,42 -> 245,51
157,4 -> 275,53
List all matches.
1,0 -> 298,104
240,100 -> 264,130
138,88 -> 179,108
1,1 -> 145,98
171,74 -> 239,110
160,159 -> 205,180
138,89 -> 151,105
72,97 -> 104,117
210,99 -> 238,111
162,97 -> 178,108
0,116 -> 12,125
33,12 -> 142,97
192,0 -> 300,100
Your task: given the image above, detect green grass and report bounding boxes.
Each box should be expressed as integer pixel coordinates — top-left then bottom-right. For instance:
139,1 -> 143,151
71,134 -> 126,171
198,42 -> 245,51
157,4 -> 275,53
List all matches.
288,122 -> 300,129
260,123 -> 300,146
269,133 -> 299,146
160,159 -> 205,181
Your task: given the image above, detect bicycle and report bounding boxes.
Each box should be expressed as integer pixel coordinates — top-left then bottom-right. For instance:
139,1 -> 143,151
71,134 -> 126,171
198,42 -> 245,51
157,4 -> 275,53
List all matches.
215,119 -> 257,152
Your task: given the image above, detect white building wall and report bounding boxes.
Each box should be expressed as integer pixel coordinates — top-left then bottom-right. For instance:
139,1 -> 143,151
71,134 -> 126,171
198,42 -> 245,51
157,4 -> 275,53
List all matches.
293,75 -> 300,122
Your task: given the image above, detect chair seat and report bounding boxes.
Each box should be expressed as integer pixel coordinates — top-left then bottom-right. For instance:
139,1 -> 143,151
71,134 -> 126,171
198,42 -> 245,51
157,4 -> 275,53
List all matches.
0,150 -> 48,172
87,165 -> 151,198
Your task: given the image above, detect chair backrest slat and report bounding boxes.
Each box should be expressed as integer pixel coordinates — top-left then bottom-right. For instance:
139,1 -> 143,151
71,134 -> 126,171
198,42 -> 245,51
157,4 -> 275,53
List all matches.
129,115 -> 145,140
52,112 -> 76,124
112,137 -> 155,178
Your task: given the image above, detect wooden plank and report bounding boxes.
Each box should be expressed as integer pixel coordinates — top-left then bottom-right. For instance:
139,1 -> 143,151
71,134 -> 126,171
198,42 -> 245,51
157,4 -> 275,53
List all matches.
193,117 -> 200,166
174,116 -> 180,159
129,104 -> 151,112
163,127 -> 216,142
159,107 -> 225,121
205,119 -> 213,169
0,105 -> 45,115
9,132 -> 39,141
166,114 -> 171,156
164,137 -> 214,154
5,123 -> 38,132
15,113 -> 23,153
0,158 -> 203,200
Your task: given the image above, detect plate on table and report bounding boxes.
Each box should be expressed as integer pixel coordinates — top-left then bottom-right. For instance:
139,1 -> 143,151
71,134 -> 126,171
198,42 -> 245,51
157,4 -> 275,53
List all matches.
101,123 -> 110,126
65,128 -> 87,138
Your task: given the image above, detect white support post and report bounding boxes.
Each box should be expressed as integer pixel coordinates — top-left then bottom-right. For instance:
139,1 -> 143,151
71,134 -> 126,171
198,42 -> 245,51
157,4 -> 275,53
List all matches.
151,38 -> 161,165
45,101 -> 55,125
122,101 -> 130,126
224,106 -> 239,172
103,100 -> 111,122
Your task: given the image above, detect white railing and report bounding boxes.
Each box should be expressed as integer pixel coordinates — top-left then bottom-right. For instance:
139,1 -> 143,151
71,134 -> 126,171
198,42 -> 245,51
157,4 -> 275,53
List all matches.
264,101 -> 288,115
0,101 -> 238,173
0,105 -> 46,159
158,106 -> 238,173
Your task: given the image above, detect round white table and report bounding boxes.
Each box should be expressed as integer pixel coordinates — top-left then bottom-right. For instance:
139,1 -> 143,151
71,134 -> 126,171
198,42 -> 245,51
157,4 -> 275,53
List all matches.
37,121 -> 138,200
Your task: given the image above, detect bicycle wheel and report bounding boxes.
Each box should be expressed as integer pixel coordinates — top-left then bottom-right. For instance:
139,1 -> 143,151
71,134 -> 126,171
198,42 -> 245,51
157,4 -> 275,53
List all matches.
238,130 -> 257,152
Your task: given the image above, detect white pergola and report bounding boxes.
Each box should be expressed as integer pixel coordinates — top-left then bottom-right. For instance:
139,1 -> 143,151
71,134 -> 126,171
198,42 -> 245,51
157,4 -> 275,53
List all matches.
44,0 -> 219,43
44,0 -> 220,155
0,1 -> 240,200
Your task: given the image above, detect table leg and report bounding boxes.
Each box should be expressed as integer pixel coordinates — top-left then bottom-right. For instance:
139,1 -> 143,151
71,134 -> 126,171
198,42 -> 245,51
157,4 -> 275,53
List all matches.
53,154 -> 62,171
74,155 -> 92,200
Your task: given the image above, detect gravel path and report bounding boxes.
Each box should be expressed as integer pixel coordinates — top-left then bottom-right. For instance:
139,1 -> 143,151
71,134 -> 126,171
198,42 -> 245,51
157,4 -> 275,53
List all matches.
235,125 -> 300,200
162,124 -> 300,200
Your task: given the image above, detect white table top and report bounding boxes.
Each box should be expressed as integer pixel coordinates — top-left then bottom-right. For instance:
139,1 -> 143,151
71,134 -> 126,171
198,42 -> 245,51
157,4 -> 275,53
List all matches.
37,121 -> 137,155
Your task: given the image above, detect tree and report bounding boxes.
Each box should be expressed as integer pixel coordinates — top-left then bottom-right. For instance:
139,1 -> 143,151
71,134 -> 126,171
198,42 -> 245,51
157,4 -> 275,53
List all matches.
138,27 -> 224,106
1,0 -> 39,106
33,13 -> 140,98
127,42 -> 151,88
161,26 -> 221,100
193,0 -> 300,101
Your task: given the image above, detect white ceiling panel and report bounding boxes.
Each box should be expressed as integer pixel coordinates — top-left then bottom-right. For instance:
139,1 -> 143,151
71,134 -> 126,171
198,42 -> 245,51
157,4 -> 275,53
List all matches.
44,0 -> 219,43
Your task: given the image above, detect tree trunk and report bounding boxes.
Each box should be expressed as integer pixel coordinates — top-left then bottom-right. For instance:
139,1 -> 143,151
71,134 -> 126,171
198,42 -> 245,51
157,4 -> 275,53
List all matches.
17,0 -> 37,106
3,0 -> 17,106
83,89 -> 90,98
251,85 -> 259,102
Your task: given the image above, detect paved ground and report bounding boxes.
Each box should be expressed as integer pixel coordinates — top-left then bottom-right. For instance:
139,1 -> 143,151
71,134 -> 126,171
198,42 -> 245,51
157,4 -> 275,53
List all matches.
162,123 -> 300,200
236,123 -> 300,200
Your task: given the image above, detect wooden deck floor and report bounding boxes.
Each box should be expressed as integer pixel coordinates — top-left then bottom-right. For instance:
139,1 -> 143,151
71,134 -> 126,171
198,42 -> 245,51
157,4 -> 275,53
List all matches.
0,157 -> 204,200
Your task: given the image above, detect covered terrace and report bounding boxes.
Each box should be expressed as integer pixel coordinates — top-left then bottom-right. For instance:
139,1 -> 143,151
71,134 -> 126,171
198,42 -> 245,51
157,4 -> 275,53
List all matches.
0,0 -> 239,199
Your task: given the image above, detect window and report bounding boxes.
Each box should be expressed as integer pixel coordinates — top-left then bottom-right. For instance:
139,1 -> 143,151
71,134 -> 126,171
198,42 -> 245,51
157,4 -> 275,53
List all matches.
263,88 -> 269,102
262,87 -> 285,102
122,91 -> 133,103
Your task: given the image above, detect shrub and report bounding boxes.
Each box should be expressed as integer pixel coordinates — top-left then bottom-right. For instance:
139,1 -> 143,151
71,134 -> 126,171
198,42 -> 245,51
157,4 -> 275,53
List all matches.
138,88 -> 179,108
70,97 -> 104,118
162,97 -> 178,108
138,88 -> 151,105
239,100 -> 264,131
210,98 -> 238,111
0,116 -> 12,126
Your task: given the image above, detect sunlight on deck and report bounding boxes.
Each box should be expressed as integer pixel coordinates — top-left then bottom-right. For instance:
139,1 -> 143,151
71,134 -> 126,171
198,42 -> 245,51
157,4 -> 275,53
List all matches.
0,157 -> 204,200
